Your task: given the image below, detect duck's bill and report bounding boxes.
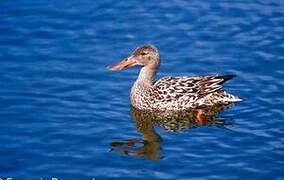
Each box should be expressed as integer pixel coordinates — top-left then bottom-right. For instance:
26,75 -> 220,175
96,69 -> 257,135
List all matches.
107,57 -> 137,72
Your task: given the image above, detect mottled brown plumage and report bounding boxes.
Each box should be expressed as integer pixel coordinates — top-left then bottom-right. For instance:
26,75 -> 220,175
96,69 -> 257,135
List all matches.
108,45 -> 242,111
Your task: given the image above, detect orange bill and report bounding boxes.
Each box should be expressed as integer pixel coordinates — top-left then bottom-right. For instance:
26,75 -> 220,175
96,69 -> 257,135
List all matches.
107,57 -> 137,72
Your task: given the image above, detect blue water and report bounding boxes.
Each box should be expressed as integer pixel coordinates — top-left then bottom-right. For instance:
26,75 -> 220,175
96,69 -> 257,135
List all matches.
1,0 -> 284,179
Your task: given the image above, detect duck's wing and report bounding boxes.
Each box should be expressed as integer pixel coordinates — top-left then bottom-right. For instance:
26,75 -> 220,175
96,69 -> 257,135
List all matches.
153,75 -> 235,100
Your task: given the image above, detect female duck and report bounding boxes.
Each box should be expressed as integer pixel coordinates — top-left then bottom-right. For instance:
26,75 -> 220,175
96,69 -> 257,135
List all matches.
108,45 -> 241,111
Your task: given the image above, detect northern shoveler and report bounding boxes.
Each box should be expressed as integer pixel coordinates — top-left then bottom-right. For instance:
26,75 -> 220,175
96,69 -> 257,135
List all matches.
108,45 -> 242,111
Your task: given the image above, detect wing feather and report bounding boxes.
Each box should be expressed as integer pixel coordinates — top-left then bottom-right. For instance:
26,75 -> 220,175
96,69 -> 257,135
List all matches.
153,75 -> 234,100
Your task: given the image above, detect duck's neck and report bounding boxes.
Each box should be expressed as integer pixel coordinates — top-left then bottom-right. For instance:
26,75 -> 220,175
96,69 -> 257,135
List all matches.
137,66 -> 157,86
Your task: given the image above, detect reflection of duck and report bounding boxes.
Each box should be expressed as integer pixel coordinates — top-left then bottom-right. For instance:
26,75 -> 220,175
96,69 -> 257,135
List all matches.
110,104 -> 234,161
108,45 -> 241,111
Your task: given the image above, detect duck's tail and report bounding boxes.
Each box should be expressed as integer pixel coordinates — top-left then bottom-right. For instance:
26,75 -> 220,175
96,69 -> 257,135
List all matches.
216,74 -> 236,84
215,75 -> 242,102
222,92 -> 243,102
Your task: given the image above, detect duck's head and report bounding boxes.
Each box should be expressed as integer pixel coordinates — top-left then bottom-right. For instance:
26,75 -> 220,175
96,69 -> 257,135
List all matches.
108,45 -> 160,72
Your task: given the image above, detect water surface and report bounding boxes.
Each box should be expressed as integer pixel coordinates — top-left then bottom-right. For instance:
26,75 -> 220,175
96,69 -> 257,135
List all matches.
0,0 -> 283,179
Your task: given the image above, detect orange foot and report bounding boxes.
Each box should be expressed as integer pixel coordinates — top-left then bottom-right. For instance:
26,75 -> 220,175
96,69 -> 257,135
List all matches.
196,109 -> 206,125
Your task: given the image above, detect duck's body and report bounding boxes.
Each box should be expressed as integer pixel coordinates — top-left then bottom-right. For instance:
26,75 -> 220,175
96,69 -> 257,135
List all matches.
109,45 -> 241,111
131,75 -> 241,111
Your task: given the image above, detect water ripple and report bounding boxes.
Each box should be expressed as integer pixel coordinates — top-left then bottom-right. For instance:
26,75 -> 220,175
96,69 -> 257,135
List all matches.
0,0 -> 283,179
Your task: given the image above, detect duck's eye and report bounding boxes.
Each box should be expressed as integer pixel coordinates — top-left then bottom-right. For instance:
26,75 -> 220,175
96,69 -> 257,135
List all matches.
141,52 -> 147,56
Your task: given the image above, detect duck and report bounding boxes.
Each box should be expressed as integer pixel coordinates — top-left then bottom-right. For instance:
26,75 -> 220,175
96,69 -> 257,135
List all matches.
108,45 -> 242,111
